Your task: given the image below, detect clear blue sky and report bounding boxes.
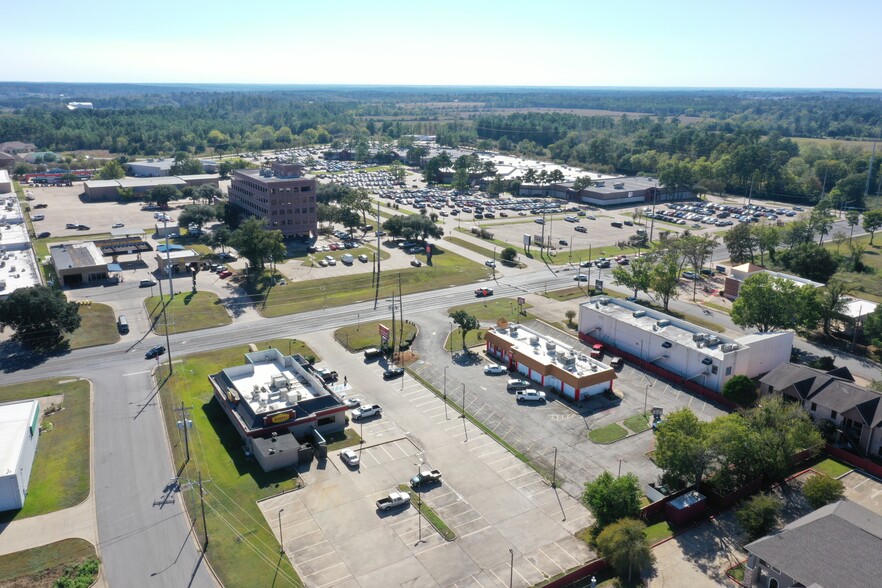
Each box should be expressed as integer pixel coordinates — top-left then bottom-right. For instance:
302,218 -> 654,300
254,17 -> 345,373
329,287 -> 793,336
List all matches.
6,0 -> 881,88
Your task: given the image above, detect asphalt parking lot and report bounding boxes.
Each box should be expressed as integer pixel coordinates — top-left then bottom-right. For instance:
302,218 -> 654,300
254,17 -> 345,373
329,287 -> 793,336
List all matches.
262,330 -> 595,587
410,318 -> 728,498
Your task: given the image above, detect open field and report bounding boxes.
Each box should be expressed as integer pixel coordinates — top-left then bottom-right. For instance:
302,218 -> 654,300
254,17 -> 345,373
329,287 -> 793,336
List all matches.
250,245 -> 491,318
67,302 -> 120,349
448,297 -> 533,322
0,538 -> 97,587
791,136 -> 879,152
158,342 -> 309,588
146,291 -> 231,334
0,379 -> 90,524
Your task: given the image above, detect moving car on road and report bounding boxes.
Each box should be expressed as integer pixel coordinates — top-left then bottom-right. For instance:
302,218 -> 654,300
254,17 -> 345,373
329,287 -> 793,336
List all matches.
474,287 -> 494,297
145,345 -> 166,359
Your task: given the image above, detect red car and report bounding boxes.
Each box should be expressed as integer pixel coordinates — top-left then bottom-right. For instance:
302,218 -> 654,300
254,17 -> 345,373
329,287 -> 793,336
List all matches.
474,288 -> 494,298
218,270 -> 232,278
590,343 -> 603,359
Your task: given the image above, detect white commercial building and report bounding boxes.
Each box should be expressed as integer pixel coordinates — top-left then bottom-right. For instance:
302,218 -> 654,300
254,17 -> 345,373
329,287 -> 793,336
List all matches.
0,400 -> 41,512
578,297 -> 793,396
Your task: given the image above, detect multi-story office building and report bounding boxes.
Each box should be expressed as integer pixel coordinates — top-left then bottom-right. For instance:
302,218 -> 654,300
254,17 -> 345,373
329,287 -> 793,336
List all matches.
229,162 -> 317,238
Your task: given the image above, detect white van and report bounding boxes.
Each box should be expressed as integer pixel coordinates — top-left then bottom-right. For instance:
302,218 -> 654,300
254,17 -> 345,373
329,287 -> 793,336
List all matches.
341,253 -> 354,264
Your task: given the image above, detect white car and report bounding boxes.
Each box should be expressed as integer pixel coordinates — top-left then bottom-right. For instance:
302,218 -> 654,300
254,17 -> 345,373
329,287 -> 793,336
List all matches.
112,222 -> 125,228
344,397 -> 362,408
484,365 -> 507,375
485,259 -> 496,268
340,449 -> 359,466
573,274 -> 588,281
516,389 -> 546,403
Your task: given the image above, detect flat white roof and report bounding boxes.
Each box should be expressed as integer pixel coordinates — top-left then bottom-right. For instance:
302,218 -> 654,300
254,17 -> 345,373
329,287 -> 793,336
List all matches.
0,248 -> 41,297
0,400 -> 38,476
490,323 -> 613,378
0,223 -> 29,245
157,248 -> 199,260
843,298 -> 879,320
222,350 -> 324,416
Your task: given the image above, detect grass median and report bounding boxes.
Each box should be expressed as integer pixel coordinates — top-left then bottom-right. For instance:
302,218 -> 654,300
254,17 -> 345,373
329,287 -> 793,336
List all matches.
397,485 -> 456,541
146,291 -> 232,335
447,297 -> 533,322
156,338 -> 321,588
0,379 -> 90,524
623,413 -> 651,434
335,319 -> 417,352
588,423 -> 628,444
248,245 -> 491,318
444,327 -> 489,352
0,538 -> 98,587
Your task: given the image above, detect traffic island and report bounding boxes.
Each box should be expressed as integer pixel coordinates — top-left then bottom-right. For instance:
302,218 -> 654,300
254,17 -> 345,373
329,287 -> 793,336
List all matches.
396,485 -> 457,541
588,413 -> 651,444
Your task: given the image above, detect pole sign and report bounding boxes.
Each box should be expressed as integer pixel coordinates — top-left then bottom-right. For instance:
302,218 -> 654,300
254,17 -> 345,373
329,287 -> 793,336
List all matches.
379,324 -> 390,342
594,279 -> 604,293
517,297 -> 525,306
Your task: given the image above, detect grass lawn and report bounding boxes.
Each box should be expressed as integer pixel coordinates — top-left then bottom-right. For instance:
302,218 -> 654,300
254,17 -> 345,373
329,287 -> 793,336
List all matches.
67,302 -> 120,349
157,342 -> 307,588
540,245 -> 640,266
335,319 -> 418,352
644,520 -> 674,544
397,485 -> 456,541
0,538 -> 97,586
324,429 -> 363,452
813,457 -> 852,478
727,561 -> 746,583
544,286 -> 622,302
249,245 -> 491,318
588,423 -> 628,444
447,297 -> 533,322
305,245 -> 389,267
251,338 -> 321,362
623,413 -> 651,434
444,236 -> 509,262
445,327 -> 489,351
702,301 -> 732,314
146,291 -> 232,335
0,379 -> 90,524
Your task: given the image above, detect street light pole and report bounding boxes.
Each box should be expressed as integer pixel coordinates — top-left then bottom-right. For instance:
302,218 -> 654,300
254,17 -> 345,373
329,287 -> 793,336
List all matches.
461,383 -> 466,418
278,508 -> 285,554
443,366 -> 449,420
552,447 -> 558,488
415,459 -> 424,544
509,549 -> 514,588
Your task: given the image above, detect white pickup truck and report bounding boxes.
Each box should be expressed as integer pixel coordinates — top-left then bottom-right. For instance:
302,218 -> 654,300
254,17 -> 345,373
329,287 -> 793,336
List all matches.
352,404 -> 382,420
376,491 -> 411,511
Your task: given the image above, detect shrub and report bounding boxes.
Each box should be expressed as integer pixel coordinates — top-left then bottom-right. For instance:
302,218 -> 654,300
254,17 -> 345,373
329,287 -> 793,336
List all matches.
595,518 -> 655,582
808,356 -> 836,370
722,375 -> 758,407
803,474 -> 844,509
737,494 -> 782,541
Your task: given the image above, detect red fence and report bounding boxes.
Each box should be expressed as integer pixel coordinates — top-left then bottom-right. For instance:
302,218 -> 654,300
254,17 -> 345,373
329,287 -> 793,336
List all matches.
578,332 -> 738,411
825,445 -> 882,479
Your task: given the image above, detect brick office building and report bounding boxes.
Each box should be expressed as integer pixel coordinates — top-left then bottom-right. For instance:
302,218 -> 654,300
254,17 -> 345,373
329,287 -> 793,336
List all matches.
229,162 -> 317,239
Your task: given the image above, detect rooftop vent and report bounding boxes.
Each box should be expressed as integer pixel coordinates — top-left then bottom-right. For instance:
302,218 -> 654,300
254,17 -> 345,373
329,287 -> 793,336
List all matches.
546,341 -> 557,351
599,297 -> 610,305
706,337 -> 720,347
529,335 -> 540,346
656,319 -> 671,328
692,333 -> 707,342
613,182 -> 625,189
633,310 -> 646,318
721,343 -> 739,352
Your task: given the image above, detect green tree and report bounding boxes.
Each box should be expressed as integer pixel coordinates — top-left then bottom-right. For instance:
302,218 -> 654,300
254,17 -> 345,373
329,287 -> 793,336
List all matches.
573,176 -> 593,190
581,471 -> 642,530
744,396 -> 822,481
781,243 -> 839,283
808,200 -> 835,245
737,494 -> 781,541
864,305 -> 882,346
802,474 -> 844,509
817,279 -> 853,336
723,223 -> 756,264
0,286 -> 81,349
654,409 -> 713,489
731,273 -> 801,333
522,168 -> 537,184
595,519 -> 655,582
230,217 -> 285,274
177,205 -> 217,229
845,209 -> 861,244
650,251 -> 680,312
611,255 -> 652,299
452,168 -> 470,191
862,209 -> 882,245
149,185 -> 179,208
96,160 -> 126,180
752,224 -> 780,266
196,183 -> 222,204
722,375 -> 758,407
206,225 -> 232,253
565,309 -> 576,327
500,247 -> 517,263
388,160 -> 406,184
449,309 -> 479,351
680,235 -> 718,300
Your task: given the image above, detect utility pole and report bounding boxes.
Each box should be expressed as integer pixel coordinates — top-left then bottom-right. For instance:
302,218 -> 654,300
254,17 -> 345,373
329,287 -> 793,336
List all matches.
865,142 -> 877,204
398,274 -> 404,352
175,402 -> 193,462
551,447 -> 558,488
155,261 -> 174,375
374,201 -> 381,309
162,218 -> 174,300
198,470 -> 208,549
461,383 -> 466,418
443,366 -> 449,420
390,292 -> 397,364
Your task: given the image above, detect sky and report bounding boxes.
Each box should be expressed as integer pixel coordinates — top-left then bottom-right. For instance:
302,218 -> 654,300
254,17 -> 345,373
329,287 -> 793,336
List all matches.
5,0 -> 882,89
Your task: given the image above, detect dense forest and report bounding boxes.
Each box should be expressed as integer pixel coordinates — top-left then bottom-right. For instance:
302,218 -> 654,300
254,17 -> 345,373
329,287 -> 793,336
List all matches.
1,84 -> 881,205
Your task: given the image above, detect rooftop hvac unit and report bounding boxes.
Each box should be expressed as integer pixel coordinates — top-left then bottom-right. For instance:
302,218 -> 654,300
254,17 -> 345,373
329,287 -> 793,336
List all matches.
706,337 -> 720,347
721,343 -> 739,352
613,182 -> 625,189
633,310 -> 646,318
656,319 -> 671,328
286,391 -> 300,404
251,385 -> 260,400
563,354 -> 576,366
599,297 -> 610,305
692,333 -> 706,342
595,181 -> 605,187
529,335 -> 540,346
546,341 -> 557,351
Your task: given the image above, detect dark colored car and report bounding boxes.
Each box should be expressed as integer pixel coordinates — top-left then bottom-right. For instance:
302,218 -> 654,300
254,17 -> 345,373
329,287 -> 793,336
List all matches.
383,367 -> 405,380
474,288 -> 494,298
33,203 -> 48,209
145,345 -> 166,359
37,231 -> 51,239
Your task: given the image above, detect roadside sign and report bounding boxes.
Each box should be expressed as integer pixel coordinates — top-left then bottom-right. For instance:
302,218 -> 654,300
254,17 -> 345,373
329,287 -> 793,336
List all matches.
517,297 -> 525,306
594,280 -> 604,293
379,324 -> 390,342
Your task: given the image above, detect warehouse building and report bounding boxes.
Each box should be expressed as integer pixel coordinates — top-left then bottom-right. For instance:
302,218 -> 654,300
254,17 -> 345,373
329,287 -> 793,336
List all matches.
208,349 -> 348,472
485,322 -> 616,402
229,162 -> 317,238
0,400 -> 41,512
578,297 -> 792,400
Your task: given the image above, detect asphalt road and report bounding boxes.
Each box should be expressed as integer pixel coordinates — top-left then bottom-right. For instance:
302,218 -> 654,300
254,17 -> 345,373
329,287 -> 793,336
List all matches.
2,249 -> 878,587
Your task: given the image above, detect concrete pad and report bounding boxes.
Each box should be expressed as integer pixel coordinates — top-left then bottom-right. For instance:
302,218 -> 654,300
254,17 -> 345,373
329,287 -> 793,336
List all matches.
647,539 -> 728,588
457,570 -> 508,587
841,471 -> 882,516
468,484 -> 535,524
296,550 -> 347,578
357,555 -> 440,588
456,526 -> 515,569
495,508 -> 569,554
299,476 -> 364,513
311,497 -> 384,543
512,552 -> 548,586
303,560 -> 353,587
416,540 -> 481,587
335,524 -> 412,577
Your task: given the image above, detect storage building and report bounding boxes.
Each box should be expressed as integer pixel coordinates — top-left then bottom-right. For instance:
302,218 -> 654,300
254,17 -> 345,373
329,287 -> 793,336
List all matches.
0,400 -> 41,512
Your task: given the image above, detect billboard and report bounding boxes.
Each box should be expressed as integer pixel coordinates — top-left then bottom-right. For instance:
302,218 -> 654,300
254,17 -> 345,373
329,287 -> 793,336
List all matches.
379,323 -> 390,342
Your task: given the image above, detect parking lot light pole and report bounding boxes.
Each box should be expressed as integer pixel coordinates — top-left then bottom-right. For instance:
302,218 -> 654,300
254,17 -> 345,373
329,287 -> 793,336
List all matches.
509,549 -> 514,587
415,459 -> 424,544
443,366 -> 449,420
278,508 -> 285,554
461,383 -> 466,418
552,447 -> 558,488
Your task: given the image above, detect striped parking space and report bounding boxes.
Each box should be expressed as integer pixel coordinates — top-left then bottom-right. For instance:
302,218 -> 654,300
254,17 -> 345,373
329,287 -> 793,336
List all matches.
423,487 -> 491,538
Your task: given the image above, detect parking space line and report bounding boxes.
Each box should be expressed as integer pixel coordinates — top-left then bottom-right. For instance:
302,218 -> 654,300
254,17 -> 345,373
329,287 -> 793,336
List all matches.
554,540 -> 582,565
309,560 -> 348,575
318,574 -> 353,588
297,545 -> 339,565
